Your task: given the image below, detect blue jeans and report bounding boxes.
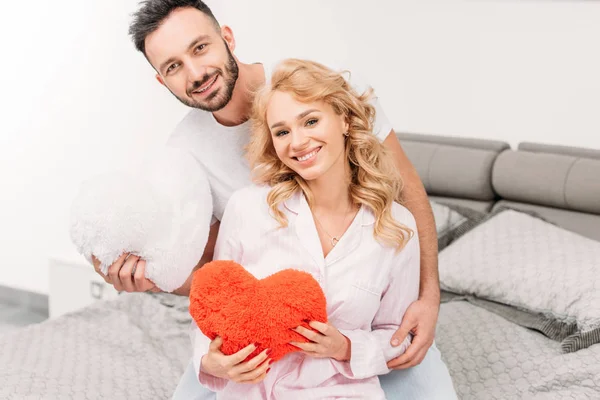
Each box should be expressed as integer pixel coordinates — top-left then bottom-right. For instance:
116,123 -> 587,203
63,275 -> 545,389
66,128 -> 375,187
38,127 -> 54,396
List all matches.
172,343 -> 457,400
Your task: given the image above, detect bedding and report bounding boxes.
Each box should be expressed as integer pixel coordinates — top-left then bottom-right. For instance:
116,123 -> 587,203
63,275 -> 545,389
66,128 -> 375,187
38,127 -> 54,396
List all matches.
439,208 -> 600,352
3,291 -> 598,400
436,301 -> 600,399
0,293 -> 191,399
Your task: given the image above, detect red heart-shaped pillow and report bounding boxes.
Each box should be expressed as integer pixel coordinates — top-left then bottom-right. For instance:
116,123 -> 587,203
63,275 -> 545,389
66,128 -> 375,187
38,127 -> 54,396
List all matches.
189,260 -> 327,361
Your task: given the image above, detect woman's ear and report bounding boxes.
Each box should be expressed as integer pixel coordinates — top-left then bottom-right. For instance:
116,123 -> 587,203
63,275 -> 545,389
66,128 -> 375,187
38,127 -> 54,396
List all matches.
342,118 -> 350,135
221,25 -> 236,53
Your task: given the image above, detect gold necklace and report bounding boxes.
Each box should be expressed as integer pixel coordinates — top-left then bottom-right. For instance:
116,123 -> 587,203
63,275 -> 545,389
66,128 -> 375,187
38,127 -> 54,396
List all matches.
312,202 -> 354,247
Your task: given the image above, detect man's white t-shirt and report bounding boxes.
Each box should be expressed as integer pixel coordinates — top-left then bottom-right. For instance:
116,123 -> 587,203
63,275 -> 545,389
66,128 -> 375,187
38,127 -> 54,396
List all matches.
165,62 -> 394,223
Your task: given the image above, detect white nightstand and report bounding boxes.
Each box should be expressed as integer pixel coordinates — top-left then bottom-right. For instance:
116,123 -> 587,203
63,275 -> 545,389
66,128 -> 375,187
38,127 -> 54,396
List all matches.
48,256 -> 119,318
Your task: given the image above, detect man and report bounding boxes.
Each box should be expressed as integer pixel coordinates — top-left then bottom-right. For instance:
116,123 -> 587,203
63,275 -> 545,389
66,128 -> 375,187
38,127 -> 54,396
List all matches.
94,0 -> 457,398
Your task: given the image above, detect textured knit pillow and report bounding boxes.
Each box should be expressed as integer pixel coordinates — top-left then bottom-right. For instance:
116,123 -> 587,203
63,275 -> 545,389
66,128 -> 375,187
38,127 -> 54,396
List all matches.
439,209 -> 600,352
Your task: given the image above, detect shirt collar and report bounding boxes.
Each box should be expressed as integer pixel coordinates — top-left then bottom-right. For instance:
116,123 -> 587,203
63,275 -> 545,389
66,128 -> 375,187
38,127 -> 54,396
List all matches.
283,190 -> 376,226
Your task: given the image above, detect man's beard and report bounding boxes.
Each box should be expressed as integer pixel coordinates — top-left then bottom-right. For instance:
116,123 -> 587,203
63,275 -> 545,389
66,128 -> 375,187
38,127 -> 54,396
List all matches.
175,44 -> 239,112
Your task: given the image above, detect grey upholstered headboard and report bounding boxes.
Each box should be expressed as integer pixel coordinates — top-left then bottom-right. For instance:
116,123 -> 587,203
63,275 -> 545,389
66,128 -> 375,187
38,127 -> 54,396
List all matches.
492,142 -> 600,241
397,132 -> 509,212
397,132 -> 600,241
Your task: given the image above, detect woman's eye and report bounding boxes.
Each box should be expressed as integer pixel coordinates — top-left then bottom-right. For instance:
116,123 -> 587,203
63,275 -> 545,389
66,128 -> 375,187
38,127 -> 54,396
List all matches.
275,130 -> 289,137
306,118 -> 318,126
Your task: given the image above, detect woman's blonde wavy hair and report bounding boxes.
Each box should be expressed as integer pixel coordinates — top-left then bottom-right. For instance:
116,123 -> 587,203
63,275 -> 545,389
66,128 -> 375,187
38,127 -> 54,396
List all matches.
247,59 -> 413,250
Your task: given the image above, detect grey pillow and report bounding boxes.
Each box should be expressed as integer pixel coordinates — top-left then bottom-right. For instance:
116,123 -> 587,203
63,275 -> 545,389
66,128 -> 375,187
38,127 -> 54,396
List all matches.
439,208 -> 600,352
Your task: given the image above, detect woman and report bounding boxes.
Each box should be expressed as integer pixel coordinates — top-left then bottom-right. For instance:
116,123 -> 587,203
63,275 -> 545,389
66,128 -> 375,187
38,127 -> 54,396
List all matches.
191,59 -> 420,399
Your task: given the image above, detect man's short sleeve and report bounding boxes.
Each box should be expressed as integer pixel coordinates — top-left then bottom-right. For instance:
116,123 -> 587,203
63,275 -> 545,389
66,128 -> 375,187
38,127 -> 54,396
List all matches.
344,70 -> 394,143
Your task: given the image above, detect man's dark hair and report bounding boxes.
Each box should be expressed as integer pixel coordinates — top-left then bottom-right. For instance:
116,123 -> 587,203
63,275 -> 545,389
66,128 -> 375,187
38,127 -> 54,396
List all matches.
129,0 -> 220,56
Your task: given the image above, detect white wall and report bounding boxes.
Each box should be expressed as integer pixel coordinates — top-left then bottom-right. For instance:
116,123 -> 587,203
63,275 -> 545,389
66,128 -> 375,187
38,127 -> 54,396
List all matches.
1,0 -> 598,294
215,0 -> 600,149
0,1 -> 188,294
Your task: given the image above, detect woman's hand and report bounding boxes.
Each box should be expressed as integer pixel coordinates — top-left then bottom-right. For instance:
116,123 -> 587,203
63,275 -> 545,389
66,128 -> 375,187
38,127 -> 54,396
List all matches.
290,321 -> 351,361
201,337 -> 272,384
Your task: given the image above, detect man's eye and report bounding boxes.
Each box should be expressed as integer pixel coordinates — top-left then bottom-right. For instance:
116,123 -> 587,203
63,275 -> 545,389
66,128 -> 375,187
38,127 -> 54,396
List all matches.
306,118 -> 318,126
275,130 -> 289,137
195,44 -> 206,52
166,63 -> 179,74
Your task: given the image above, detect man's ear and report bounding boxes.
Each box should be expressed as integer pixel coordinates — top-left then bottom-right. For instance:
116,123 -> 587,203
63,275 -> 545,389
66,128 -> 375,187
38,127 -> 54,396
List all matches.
221,25 -> 236,52
156,74 -> 165,86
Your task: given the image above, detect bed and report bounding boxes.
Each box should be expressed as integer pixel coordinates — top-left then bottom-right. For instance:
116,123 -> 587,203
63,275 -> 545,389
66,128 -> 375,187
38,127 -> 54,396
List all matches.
1,132 -> 598,399
400,132 -> 600,399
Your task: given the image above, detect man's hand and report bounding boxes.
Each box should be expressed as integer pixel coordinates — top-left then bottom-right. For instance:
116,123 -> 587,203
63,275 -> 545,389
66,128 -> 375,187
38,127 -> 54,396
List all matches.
290,321 -> 351,361
387,297 -> 440,369
92,253 -> 159,293
201,337 -> 272,383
